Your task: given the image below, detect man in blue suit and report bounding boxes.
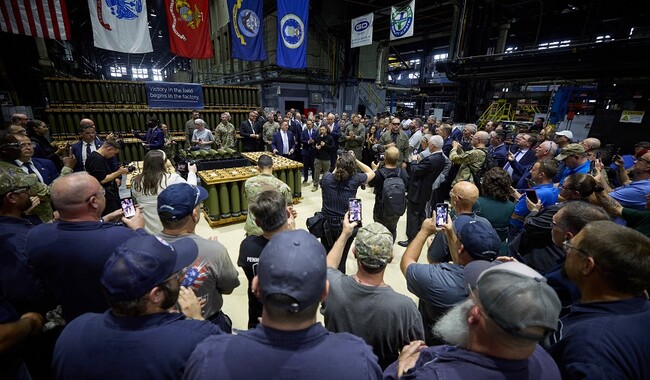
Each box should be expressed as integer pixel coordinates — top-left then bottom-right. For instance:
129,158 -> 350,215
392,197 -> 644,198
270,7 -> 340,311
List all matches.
488,131 -> 508,168
70,119 -> 104,172
14,135 -> 75,185
271,121 -> 295,159
132,118 -> 164,151
504,133 -> 538,186
301,119 -> 317,184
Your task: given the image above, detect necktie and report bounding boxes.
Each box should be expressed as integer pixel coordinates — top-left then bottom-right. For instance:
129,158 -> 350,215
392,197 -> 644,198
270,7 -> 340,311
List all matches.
23,162 -> 35,174
504,150 -> 522,172
86,143 -> 92,157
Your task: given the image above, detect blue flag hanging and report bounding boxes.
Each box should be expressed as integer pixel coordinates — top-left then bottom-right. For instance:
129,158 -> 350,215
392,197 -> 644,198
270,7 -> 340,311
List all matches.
228,0 -> 266,61
276,0 -> 309,69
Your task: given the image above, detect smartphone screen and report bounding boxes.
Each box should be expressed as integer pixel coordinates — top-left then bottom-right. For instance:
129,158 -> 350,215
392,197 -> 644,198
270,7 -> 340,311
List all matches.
349,198 -> 362,223
120,198 -> 136,219
435,203 -> 448,227
525,189 -> 539,204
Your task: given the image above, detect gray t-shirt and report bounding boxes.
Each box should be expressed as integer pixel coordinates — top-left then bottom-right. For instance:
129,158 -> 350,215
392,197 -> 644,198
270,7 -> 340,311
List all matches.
323,267 -> 424,368
405,262 -> 467,312
159,233 -> 240,319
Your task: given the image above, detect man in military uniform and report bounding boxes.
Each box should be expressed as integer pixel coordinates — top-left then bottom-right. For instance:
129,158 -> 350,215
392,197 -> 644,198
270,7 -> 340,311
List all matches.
379,117 -> 411,169
262,114 -> 280,152
0,130 -> 75,222
243,154 -> 294,236
341,114 -> 365,159
214,113 -> 236,150
185,110 -> 201,149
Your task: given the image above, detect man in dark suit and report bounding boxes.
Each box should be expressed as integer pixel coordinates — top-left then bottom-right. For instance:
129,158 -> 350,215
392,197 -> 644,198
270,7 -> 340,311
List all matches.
399,135 -> 447,247
504,133 -> 538,185
70,119 -> 104,172
289,112 -> 303,162
488,131 -> 508,168
271,121 -> 295,158
240,111 -> 261,152
437,124 -> 454,157
300,119 -> 317,184
14,134 -> 75,185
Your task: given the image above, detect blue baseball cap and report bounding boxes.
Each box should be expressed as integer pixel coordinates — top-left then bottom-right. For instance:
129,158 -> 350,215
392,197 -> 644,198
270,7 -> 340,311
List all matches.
258,230 -> 327,313
101,235 -> 198,300
157,183 -> 208,221
458,220 -> 501,261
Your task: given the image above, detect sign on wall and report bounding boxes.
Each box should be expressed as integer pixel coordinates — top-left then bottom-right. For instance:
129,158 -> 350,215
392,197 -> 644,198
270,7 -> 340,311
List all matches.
145,82 -> 204,109
351,13 -> 373,48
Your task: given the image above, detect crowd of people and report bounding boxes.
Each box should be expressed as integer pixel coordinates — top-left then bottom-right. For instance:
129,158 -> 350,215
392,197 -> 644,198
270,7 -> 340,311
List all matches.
1,110 -> 650,379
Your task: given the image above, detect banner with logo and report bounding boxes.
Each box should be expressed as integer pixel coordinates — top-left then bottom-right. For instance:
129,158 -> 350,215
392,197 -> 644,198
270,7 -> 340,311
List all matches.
88,0 -> 153,53
145,82 -> 204,109
390,0 -> 415,41
276,0 -> 309,69
0,0 -> 72,40
228,0 -> 266,61
166,0 -> 214,58
351,13 -> 373,48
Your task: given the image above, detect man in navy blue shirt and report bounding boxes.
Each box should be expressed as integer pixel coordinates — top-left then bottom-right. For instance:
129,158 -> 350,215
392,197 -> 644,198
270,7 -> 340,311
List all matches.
548,221 -> 650,379
185,230 -> 383,380
52,235 -> 220,379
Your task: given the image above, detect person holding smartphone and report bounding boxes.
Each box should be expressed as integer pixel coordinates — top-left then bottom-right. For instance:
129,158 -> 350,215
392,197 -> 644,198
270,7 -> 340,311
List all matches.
319,151 -> 374,273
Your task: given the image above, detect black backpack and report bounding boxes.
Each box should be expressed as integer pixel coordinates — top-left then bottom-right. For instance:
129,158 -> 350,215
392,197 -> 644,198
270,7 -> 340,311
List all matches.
380,168 -> 407,217
471,148 -> 498,188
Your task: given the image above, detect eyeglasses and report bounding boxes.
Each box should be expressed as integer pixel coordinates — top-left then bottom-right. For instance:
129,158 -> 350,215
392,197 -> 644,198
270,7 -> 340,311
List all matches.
636,157 -> 650,165
562,240 -> 590,257
85,188 -> 106,202
8,186 -> 30,195
391,123 -> 400,125
19,142 -> 34,148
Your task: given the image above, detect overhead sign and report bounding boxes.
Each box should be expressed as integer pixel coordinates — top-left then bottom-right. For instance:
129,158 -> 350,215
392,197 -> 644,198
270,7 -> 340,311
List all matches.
351,13 -> 373,48
620,110 -> 645,123
390,0 -> 415,41
145,82 -> 204,109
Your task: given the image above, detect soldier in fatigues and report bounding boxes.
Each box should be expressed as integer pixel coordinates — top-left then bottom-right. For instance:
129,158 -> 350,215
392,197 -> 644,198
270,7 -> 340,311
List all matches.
262,116 -> 280,152
341,114 -> 365,159
214,113 -> 236,150
243,154 -> 293,236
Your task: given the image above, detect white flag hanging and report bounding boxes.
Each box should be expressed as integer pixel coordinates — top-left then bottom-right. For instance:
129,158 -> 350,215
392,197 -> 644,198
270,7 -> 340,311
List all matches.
88,0 -> 153,53
351,13 -> 373,48
390,0 -> 415,41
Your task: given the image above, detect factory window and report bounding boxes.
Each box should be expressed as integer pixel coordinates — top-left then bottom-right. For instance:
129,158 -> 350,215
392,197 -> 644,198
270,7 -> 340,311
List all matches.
153,69 -> 163,81
433,53 -> 448,61
132,67 -> 149,79
505,47 -> 518,54
596,35 -> 613,43
109,66 -> 128,78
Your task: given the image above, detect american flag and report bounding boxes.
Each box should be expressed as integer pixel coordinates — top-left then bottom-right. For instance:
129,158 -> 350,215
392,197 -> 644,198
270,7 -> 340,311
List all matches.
0,0 -> 71,40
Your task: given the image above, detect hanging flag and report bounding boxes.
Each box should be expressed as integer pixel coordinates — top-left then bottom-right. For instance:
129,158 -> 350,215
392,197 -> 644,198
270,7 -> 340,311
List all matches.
167,0 -> 213,59
88,0 -> 153,53
390,0 -> 415,41
276,0 -> 309,69
351,13 -> 373,48
0,0 -> 72,40
227,0 -> 266,61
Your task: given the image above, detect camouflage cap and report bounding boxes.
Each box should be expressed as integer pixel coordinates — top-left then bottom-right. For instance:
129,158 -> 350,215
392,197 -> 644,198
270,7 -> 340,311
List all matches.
0,172 -> 37,196
354,223 -> 393,269
555,143 -> 585,161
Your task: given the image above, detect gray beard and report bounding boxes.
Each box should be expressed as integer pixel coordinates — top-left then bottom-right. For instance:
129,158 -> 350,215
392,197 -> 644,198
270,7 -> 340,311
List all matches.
432,298 -> 474,346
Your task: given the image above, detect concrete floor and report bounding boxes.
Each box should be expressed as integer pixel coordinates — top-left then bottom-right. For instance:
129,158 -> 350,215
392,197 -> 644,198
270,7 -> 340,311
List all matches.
193,179 -> 429,330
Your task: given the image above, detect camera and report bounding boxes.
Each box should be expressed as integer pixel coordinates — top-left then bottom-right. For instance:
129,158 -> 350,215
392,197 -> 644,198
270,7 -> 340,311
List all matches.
372,143 -> 385,162
121,162 -> 136,173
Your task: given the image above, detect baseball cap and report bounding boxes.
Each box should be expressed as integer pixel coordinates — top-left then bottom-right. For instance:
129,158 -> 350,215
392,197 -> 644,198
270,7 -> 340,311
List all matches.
554,130 -> 573,140
475,261 -> 561,340
458,220 -> 500,261
258,230 -> 327,313
354,223 -> 393,269
0,172 -> 37,196
463,260 -> 501,290
555,143 -> 585,161
157,183 -> 208,221
101,235 -> 198,301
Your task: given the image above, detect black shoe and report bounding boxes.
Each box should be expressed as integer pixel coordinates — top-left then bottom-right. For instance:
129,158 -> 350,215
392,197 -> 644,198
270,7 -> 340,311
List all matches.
397,240 -> 410,247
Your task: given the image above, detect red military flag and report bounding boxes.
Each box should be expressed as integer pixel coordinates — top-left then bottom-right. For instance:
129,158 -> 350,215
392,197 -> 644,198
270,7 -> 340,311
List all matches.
0,0 -> 72,40
166,0 -> 214,59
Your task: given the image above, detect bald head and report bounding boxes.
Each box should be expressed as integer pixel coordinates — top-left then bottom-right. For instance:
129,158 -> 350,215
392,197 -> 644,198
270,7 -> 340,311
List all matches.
581,138 -> 601,150
451,181 -> 479,212
51,173 -> 104,219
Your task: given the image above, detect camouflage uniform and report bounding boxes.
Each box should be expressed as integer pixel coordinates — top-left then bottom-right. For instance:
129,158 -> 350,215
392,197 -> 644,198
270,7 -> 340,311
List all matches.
262,121 -> 279,151
341,123 -> 366,159
378,130 -> 411,165
243,173 -> 293,236
0,161 -> 72,223
214,122 -> 236,150
449,146 -> 487,185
